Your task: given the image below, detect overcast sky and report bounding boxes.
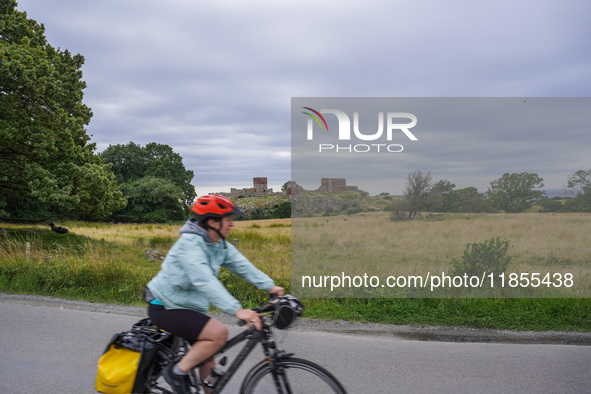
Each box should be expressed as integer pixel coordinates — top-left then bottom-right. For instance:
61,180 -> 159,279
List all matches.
15,0 -> 591,196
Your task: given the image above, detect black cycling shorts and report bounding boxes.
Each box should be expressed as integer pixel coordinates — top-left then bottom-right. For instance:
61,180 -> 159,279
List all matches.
148,303 -> 211,343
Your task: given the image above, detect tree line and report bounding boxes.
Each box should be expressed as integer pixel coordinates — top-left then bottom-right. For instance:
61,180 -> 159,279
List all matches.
391,170 -> 591,220
0,3 -> 195,223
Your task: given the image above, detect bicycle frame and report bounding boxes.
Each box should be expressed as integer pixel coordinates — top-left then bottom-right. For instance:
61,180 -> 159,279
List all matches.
205,319 -> 282,393
157,317 -> 285,393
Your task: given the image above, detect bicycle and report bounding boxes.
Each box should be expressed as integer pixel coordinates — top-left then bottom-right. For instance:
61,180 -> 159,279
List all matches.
143,294 -> 347,393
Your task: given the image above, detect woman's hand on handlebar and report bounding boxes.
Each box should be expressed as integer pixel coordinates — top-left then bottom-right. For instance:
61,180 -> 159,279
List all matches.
269,286 -> 285,297
235,308 -> 262,330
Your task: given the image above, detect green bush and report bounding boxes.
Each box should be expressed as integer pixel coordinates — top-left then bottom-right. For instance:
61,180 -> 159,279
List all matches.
450,236 -> 511,277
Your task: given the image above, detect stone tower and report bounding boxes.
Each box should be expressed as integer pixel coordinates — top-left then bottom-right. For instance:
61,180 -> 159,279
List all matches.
253,177 -> 268,193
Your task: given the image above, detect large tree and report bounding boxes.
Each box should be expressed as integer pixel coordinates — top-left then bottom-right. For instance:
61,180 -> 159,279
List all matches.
427,179 -> 455,212
0,0 -> 125,220
565,169 -> 591,196
117,176 -> 186,222
98,141 -> 146,185
390,170 -> 433,220
563,169 -> 591,212
143,142 -> 195,206
403,170 -> 433,219
100,142 -> 196,221
485,172 -> 545,213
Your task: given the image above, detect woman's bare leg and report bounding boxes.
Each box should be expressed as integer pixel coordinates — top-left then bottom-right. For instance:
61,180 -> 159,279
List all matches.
176,318 -> 228,393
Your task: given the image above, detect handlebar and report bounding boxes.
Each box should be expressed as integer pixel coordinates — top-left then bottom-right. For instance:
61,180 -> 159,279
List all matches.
251,292 -> 280,314
237,293 -> 282,327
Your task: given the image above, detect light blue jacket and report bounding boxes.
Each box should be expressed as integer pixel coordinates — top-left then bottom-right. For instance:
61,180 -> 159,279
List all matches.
147,218 -> 275,316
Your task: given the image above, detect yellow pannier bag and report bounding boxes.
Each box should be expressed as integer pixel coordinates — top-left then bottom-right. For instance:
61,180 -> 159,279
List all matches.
96,318 -> 171,394
96,343 -> 141,393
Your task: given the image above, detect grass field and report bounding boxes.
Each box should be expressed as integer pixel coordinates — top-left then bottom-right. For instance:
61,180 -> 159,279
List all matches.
1,214 -> 590,331
292,212 -> 591,298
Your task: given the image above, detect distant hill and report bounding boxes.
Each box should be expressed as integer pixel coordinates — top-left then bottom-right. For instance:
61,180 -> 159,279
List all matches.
230,191 -> 398,219
231,194 -> 291,220
291,191 -> 398,217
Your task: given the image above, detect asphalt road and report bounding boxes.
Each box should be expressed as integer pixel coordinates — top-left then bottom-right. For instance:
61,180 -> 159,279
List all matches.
1,294 -> 590,393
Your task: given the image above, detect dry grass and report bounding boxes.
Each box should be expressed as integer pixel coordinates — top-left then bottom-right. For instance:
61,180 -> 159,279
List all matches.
230,219 -> 291,287
292,212 -> 591,296
3,214 -> 589,299
0,218 -> 292,305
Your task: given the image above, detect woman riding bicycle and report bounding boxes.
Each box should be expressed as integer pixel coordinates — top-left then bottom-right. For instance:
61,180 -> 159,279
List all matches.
145,194 -> 284,394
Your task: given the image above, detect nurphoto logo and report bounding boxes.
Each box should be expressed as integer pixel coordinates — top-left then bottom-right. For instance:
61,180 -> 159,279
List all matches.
302,107 -> 418,153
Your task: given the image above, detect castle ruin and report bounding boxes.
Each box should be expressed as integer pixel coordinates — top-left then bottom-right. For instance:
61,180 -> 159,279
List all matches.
227,177 -> 274,196
317,178 -> 359,192
221,177 -> 360,197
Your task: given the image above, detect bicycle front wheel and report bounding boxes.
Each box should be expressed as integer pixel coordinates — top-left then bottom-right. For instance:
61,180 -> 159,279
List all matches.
241,357 -> 346,394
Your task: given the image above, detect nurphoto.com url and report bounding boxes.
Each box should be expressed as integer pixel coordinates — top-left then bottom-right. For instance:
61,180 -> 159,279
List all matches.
300,271 -> 574,293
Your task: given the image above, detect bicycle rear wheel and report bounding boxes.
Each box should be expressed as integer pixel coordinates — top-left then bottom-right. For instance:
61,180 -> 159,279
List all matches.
240,357 -> 346,393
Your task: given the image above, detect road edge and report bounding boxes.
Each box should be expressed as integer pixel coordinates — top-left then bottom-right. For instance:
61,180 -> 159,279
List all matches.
2,293 -> 589,346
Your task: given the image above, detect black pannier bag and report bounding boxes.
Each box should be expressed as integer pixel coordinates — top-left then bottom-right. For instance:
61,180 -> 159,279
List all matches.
96,318 -> 171,394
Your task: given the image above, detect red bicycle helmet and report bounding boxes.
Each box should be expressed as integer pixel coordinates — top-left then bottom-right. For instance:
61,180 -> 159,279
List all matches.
191,194 -> 243,223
